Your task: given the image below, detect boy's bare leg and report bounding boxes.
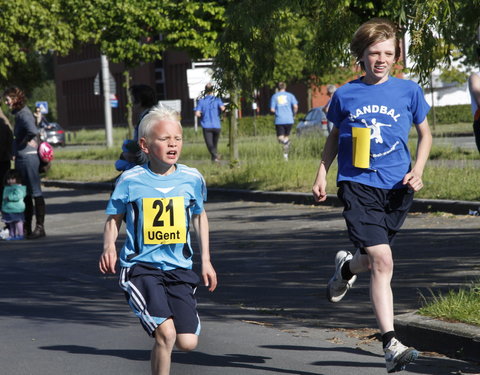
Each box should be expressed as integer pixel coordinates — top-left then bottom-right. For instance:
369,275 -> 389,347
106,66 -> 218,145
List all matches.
151,321 -> 199,375
365,244 -> 395,334
176,333 -> 198,352
151,319 -> 176,375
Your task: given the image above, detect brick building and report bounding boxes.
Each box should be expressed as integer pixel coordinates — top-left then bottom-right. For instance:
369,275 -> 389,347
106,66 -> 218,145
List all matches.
54,45 -> 330,129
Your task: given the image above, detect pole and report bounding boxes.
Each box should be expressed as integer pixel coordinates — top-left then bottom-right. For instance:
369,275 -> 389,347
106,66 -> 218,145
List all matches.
101,54 -> 114,148
194,98 -> 198,133
429,74 -> 436,130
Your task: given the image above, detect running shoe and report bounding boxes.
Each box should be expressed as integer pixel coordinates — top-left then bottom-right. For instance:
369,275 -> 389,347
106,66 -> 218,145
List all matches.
326,250 -> 357,303
384,338 -> 419,373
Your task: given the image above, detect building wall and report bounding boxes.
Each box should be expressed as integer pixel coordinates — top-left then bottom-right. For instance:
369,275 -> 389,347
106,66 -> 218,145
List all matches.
54,47 -> 199,129
54,45 -> 318,129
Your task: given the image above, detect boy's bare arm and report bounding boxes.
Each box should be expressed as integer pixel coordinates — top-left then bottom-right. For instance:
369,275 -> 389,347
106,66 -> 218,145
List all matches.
312,127 -> 339,202
99,214 -> 124,274
192,210 -> 217,292
469,73 -> 480,108
403,119 -> 432,191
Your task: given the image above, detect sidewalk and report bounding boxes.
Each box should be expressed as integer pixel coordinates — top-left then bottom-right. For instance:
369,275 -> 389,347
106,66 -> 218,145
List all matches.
41,180 -> 480,363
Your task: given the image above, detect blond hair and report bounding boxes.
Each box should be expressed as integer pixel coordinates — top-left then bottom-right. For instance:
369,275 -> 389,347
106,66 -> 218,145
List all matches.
138,105 -> 182,141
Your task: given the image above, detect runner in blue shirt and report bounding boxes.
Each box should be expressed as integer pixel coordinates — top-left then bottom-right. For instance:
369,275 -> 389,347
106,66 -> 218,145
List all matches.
194,83 -> 225,162
270,82 -> 298,160
100,105 -> 217,375
312,18 -> 432,373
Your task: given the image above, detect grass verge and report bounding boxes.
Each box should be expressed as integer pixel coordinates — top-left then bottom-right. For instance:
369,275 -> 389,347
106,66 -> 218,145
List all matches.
48,131 -> 480,201
418,281 -> 480,326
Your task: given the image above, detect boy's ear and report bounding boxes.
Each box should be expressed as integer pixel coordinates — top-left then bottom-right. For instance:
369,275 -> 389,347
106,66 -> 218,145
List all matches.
139,137 -> 149,153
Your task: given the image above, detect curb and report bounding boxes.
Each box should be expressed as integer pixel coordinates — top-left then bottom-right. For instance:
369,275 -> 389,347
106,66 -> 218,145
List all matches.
395,312 -> 480,362
43,180 -> 480,216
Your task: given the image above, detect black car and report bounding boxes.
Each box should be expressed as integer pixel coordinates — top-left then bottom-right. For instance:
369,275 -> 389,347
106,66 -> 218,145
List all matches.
296,107 -> 329,136
40,122 -> 66,147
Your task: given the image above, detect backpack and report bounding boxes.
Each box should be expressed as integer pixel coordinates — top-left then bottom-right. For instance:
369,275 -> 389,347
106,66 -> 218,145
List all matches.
38,141 -> 54,163
38,141 -> 54,173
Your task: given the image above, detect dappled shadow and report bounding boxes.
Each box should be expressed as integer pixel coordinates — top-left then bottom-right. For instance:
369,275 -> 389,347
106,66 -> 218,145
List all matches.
261,344 -> 480,375
194,198 -> 480,330
172,350 -> 323,375
39,345 -> 149,361
2,188 -> 479,342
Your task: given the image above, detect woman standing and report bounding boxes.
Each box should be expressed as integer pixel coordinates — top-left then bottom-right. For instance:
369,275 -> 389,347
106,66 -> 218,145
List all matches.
0,108 -> 13,199
3,87 -> 46,239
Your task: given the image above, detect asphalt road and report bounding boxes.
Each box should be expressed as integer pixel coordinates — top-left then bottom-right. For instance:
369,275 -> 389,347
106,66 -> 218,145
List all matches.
1,187 -> 479,375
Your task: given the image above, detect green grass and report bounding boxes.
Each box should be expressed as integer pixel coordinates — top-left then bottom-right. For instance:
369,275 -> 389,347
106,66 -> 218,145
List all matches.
48,162 -> 120,182
71,127 -> 131,144
418,281 -> 480,326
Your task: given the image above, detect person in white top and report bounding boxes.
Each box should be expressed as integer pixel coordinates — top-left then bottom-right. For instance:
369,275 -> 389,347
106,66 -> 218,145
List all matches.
468,61 -> 480,152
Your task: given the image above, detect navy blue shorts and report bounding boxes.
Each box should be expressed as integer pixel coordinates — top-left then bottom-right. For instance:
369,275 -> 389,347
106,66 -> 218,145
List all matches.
275,124 -> 293,137
120,264 -> 200,337
337,181 -> 414,249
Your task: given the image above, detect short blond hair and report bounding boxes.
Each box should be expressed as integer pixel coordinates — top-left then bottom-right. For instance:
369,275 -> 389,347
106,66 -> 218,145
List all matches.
350,18 -> 401,71
138,105 -> 182,141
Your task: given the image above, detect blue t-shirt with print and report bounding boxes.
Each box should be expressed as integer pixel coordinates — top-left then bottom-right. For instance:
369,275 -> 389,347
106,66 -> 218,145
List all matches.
106,163 -> 207,271
194,95 -> 224,129
270,91 -> 298,125
327,77 -> 430,189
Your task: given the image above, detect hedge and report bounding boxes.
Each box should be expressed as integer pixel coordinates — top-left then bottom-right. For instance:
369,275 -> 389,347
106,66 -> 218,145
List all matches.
227,104 -> 472,137
427,104 -> 471,125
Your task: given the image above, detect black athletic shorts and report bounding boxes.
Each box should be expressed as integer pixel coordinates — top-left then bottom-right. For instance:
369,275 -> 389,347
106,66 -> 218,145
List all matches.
275,124 -> 293,137
337,181 -> 414,249
120,264 -> 200,337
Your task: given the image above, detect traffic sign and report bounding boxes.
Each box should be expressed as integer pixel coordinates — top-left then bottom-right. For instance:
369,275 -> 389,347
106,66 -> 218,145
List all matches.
94,72 -> 117,96
35,101 -> 48,114
110,94 -> 118,108
158,100 -> 181,113
186,67 -> 215,99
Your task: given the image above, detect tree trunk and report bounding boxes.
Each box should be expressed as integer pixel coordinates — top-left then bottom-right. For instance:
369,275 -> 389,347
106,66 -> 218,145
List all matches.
228,89 -> 239,165
123,70 -> 134,138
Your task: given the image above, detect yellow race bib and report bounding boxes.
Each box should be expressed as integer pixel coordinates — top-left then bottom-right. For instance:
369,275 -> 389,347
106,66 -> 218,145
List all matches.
143,197 -> 187,245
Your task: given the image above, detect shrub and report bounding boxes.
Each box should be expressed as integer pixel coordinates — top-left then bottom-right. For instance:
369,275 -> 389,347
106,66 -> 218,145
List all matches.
427,104 -> 471,125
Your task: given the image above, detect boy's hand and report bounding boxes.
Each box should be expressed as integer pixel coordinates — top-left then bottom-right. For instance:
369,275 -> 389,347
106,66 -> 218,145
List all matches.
403,171 -> 424,192
99,247 -> 118,274
312,182 -> 327,202
202,261 -> 217,292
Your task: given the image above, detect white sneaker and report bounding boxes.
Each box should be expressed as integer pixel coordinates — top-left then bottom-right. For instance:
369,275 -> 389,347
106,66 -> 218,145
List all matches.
326,250 -> 357,303
384,338 -> 419,373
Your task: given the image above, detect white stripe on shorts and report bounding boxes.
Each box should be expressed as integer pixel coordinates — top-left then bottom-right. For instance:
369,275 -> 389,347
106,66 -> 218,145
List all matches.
119,267 -> 157,334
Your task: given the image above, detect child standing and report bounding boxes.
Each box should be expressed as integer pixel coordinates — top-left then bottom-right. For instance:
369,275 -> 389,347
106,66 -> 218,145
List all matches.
2,170 -> 27,240
312,18 -> 432,373
99,105 -> 217,375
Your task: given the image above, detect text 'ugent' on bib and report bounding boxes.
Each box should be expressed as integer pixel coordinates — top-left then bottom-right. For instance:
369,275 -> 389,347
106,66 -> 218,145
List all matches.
143,197 -> 187,245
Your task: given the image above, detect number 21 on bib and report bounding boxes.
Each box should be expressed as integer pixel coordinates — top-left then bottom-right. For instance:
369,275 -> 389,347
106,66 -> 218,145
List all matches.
143,197 -> 187,244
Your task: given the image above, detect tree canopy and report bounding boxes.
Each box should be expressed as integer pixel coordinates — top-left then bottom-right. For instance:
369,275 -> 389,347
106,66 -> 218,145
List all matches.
215,0 -> 480,93
1,0 -> 480,94
0,0 -> 74,92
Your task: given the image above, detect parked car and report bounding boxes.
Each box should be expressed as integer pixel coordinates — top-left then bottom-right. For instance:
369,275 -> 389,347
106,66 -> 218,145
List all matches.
40,122 -> 66,147
296,106 -> 328,136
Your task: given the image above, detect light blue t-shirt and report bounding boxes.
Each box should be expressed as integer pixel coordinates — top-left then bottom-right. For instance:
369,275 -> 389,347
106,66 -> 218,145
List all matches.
270,91 -> 298,125
106,163 -> 207,271
327,77 -> 430,189
194,95 -> 224,129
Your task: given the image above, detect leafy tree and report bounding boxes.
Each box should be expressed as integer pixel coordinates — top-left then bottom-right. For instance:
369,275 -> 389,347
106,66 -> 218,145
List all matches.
0,0 -> 74,93
216,0 -> 480,96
